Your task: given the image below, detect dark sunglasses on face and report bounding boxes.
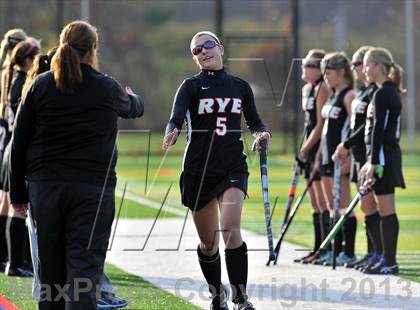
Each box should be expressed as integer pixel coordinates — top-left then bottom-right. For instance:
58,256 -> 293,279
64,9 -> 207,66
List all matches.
192,40 -> 219,56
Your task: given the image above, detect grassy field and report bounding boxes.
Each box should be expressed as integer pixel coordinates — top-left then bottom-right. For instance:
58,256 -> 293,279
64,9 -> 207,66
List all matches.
115,131 -> 420,283
0,263 -> 200,310
1,131 -> 417,310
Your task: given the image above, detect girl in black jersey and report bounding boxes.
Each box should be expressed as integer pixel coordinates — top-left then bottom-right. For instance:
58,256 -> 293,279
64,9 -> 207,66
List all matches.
294,49 -> 330,264
0,29 -> 26,272
313,52 -> 356,266
0,39 -> 39,277
360,47 -> 405,275
333,46 -> 382,270
163,31 -> 270,310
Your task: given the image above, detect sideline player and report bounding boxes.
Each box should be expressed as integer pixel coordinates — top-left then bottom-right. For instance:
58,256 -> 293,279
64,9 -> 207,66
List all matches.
360,47 -> 405,274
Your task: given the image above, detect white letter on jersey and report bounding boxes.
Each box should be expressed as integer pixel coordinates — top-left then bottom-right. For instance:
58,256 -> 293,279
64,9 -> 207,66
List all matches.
198,98 -> 214,115
215,98 -> 231,113
231,98 -> 242,114
329,106 -> 341,119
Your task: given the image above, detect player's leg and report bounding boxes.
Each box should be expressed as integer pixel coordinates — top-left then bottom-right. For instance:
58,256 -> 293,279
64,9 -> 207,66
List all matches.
5,194 -> 31,277
219,187 -> 255,310
0,191 -> 8,271
355,191 -> 381,270
337,174 -> 357,265
365,193 -> 399,274
192,198 -> 226,309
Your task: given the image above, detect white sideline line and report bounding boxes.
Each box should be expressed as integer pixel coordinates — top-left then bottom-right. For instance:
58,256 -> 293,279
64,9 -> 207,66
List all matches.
115,189 -> 186,217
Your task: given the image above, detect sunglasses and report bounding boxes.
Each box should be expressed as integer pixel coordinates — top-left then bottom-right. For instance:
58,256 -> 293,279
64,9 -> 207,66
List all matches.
192,40 -> 219,56
352,61 -> 363,68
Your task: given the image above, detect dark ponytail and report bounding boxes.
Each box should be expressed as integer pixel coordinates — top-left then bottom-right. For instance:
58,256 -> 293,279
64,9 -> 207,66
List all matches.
51,21 -> 98,93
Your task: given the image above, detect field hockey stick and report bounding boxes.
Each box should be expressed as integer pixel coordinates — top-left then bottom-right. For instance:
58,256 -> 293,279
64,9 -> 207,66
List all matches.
315,165 -> 384,256
256,139 -> 276,263
331,161 -> 341,269
280,163 -> 301,230
270,173 -> 316,265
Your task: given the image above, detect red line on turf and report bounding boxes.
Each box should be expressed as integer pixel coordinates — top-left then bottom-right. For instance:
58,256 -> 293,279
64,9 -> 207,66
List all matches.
0,294 -> 22,310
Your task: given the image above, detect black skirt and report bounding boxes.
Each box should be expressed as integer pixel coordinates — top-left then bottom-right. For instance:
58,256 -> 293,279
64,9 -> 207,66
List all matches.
180,164 -> 249,212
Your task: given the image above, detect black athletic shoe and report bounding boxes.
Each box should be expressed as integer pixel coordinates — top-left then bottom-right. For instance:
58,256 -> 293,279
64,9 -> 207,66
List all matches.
363,256 -> 385,274
210,286 -> 229,310
4,263 -> 33,277
346,253 -> 371,269
233,295 -> 255,310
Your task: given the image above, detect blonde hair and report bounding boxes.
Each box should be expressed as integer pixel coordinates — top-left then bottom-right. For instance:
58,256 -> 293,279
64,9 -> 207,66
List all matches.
352,45 -> 374,63
365,47 -> 404,92
305,49 -> 326,61
0,28 -> 27,69
322,52 -> 354,88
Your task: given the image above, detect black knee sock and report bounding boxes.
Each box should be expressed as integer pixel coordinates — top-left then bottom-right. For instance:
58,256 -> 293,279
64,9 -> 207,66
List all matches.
197,246 -> 222,296
225,242 -> 248,302
312,213 -> 322,251
365,212 -> 382,255
344,216 -> 357,257
381,214 -> 399,266
0,215 -> 7,263
329,217 -> 343,255
321,211 -> 330,241
6,217 -> 27,267
364,218 -> 374,254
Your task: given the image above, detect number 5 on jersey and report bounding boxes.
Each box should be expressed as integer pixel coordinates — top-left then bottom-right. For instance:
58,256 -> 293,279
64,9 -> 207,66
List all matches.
216,117 -> 227,136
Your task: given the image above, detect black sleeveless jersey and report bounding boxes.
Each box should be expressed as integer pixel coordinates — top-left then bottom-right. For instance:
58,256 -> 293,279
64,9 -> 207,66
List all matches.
320,87 -> 352,165
365,81 -> 403,166
343,83 -> 377,162
166,68 -> 269,177
302,79 -> 323,160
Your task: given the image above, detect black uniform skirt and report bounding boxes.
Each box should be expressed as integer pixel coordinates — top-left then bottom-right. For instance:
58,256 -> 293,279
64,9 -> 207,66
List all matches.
180,164 -> 249,212
372,164 -> 405,195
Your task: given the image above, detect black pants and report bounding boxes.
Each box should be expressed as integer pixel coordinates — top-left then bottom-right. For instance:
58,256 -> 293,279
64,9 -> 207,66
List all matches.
29,181 -> 115,310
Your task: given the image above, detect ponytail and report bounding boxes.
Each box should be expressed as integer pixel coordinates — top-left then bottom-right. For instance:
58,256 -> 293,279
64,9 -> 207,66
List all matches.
389,63 -> 404,93
51,43 -> 82,92
0,59 -> 15,116
51,21 -> 98,93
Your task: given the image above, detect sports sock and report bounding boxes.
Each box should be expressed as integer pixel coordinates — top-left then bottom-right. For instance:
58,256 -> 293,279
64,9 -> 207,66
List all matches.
225,242 -> 248,302
197,246 -> 222,296
321,210 -> 330,240
381,214 -> 399,266
6,217 -> 26,267
364,217 -> 374,254
312,213 -> 322,251
344,216 -> 357,257
365,211 -> 382,254
0,215 -> 7,263
330,217 -> 343,255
